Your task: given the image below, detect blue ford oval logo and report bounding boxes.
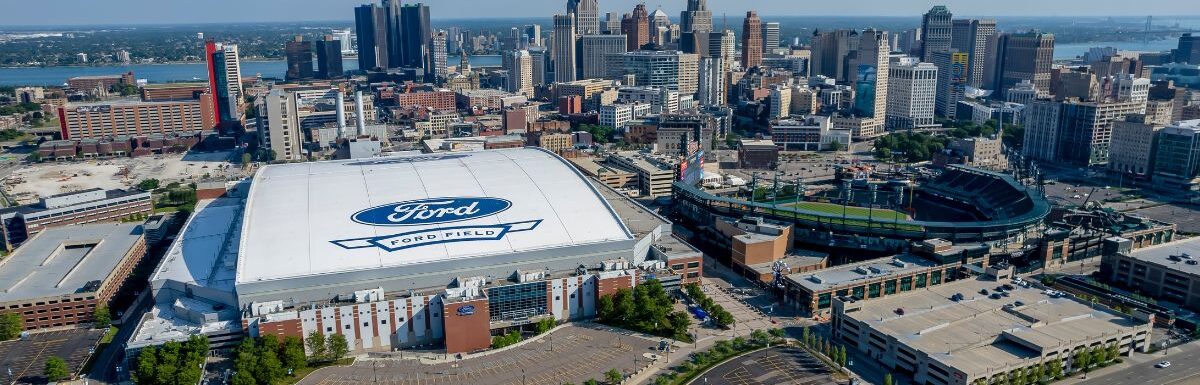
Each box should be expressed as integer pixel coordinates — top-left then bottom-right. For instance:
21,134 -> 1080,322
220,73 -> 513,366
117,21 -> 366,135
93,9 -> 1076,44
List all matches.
352,197 -> 512,226
457,305 -> 475,316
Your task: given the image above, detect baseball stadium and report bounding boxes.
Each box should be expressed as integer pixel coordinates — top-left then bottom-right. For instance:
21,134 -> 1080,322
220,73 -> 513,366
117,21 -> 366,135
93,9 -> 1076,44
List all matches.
673,165 -> 1052,246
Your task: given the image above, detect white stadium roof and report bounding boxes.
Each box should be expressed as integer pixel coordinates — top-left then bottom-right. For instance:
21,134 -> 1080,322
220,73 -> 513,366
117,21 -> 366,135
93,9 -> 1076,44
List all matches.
236,148 -> 634,285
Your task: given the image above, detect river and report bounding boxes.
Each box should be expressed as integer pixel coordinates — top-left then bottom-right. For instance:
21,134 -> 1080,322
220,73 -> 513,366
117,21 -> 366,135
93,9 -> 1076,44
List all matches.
0,40 -> 1183,87
0,55 -> 503,86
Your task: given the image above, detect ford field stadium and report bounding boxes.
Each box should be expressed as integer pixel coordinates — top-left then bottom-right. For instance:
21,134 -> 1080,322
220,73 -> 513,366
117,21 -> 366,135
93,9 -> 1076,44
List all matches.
131,148 -> 702,356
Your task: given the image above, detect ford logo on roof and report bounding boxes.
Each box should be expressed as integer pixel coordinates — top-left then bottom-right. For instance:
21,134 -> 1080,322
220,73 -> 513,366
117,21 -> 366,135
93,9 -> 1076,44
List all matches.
352,197 -> 512,227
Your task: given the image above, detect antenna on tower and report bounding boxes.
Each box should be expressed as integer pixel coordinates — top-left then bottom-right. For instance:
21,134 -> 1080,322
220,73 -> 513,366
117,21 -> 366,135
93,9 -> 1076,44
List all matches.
723,13 -> 727,31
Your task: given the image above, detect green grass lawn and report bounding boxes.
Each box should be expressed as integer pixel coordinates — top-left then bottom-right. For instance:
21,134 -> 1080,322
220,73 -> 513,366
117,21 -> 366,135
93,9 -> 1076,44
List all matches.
779,201 -> 909,221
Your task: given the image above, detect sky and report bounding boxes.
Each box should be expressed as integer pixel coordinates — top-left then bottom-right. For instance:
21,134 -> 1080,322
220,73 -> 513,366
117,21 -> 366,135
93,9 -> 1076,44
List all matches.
0,0 -> 1197,26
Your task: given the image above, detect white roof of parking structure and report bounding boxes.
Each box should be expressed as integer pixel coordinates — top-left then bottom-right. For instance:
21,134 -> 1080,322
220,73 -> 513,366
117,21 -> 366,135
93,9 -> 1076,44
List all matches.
235,148 -> 634,285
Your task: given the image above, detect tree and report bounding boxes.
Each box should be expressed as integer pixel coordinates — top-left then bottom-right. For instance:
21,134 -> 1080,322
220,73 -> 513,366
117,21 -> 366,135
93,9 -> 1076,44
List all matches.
282,336 -> 307,373
769,328 -> 785,339
802,326 -> 811,346
134,346 -> 159,385
137,178 -> 161,191
93,305 -> 112,328
306,331 -> 327,361
1073,349 -> 1090,373
874,147 -> 893,162
584,379 -> 600,385
0,312 -> 21,341
327,333 -> 349,361
883,373 -> 894,385
44,356 -> 69,382
1089,345 -> 1105,369
605,368 -> 623,384
751,329 -> 770,346
712,308 -> 735,328
1048,358 -> 1064,379
1105,342 -> 1120,362
828,139 -> 844,152
535,317 -> 556,334
253,337 -> 285,385
241,153 -> 252,167
667,311 -> 690,340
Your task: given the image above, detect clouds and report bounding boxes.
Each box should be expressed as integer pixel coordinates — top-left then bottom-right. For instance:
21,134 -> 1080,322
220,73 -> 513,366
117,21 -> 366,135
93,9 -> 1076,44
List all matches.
0,0 -> 1194,25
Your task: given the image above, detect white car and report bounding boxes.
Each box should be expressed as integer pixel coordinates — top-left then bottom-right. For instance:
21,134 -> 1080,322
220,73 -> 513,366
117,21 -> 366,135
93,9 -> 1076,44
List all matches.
1156,361 -> 1171,368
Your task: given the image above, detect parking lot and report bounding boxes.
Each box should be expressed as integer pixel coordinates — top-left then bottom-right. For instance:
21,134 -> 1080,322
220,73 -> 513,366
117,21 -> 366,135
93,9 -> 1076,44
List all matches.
0,328 -> 105,384
697,346 -> 840,385
298,325 -> 660,385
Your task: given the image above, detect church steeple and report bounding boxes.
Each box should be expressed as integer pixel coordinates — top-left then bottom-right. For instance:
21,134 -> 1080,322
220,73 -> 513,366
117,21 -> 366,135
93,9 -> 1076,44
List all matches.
460,50 -> 471,74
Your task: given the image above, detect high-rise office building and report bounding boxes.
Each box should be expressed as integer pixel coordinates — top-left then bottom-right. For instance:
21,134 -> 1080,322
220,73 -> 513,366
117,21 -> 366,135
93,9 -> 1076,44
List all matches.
1177,33 -> 1200,64
811,29 -> 859,82
709,29 -> 737,73
1152,121 -> 1200,194
649,9 -> 672,45
933,50 -> 968,118
383,0 -> 403,67
851,29 -> 889,137
920,6 -> 953,62
951,19 -> 996,88
553,14 -> 578,82
525,24 -> 543,47
315,35 -> 344,79
354,3 -> 389,70
621,4 -> 650,51
400,3 -> 432,70
603,12 -> 622,35
763,22 -> 781,53
887,62 -> 938,129
580,34 -> 627,79
504,50 -> 534,97
204,40 -> 242,126
680,0 -> 712,34
741,11 -> 763,69
430,30 -> 449,83
769,86 -> 791,119
616,51 -> 699,96
1023,98 -> 1146,166
697,56 -> 726,107
529,47 -> 549,87
568,0 -> 600,35
285,35 -> 314,81
994,31 -> 1055,98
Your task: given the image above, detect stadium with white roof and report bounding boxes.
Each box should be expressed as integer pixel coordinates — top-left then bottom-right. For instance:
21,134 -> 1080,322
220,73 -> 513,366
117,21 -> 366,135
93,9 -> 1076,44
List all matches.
129,148 -> 702,356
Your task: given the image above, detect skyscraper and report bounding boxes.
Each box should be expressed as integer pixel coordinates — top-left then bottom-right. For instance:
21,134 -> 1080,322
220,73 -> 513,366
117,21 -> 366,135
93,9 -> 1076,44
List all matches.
1176,33 -> 1200,64
709,29 -> 737,74
430,30 -> 448,83
354,3 -> 389,70
205,40 -> 242,127
528,47 -> 549,86
525,24 -> 543,47
580,34 -> 627,79
567,0 -> 600,35
852,29 -> 889,137
383,0 -> 403,67
399,3 -> 432,70
886,62 -> 938,129
994,31 -> 1055,98
680,0 -> 712,34
932,50 -> 968,118
553,14 -> 578,82
603,12 -> 622,35
951,19 -> 997,88
698,56 -> 726,107
920,6 -> 953,62
811,29 -> 859,82
617,51 -> 699,96
621,4 -> 650,51
741,11 -> 762,69
315,35 -> 344,79
504,49 -> 534,97
285,35 -> 314,81
763,22 -> 781,53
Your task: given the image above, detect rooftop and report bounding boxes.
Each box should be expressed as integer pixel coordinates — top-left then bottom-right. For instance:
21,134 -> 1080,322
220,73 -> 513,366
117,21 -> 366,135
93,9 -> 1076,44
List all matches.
236,148 -> 634,285
0,223 -> 143,302
1122,237 -> 1200,277
841,278 -> 1148,378
788,254 -> 942,292
150,197 -> 244,294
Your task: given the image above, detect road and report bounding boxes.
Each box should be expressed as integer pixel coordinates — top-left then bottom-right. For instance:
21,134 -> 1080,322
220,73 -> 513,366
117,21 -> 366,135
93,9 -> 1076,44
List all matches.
1075,343 -> 1200,385
84,284 -> 152,383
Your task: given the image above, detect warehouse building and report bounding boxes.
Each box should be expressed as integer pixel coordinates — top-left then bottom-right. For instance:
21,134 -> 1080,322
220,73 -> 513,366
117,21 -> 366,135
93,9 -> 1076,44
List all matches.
0,223 -> 147,330
131,149 -> 701,355
832,275 -> 1153,385
1099,237 -> 1200,311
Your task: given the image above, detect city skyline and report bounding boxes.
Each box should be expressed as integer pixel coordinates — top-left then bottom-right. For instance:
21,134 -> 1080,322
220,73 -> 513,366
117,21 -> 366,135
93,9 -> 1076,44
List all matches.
1,0 -> 1199,26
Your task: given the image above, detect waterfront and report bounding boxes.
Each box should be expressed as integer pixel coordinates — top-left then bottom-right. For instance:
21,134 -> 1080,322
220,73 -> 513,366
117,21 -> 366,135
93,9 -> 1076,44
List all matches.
0,55 -> 502,86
